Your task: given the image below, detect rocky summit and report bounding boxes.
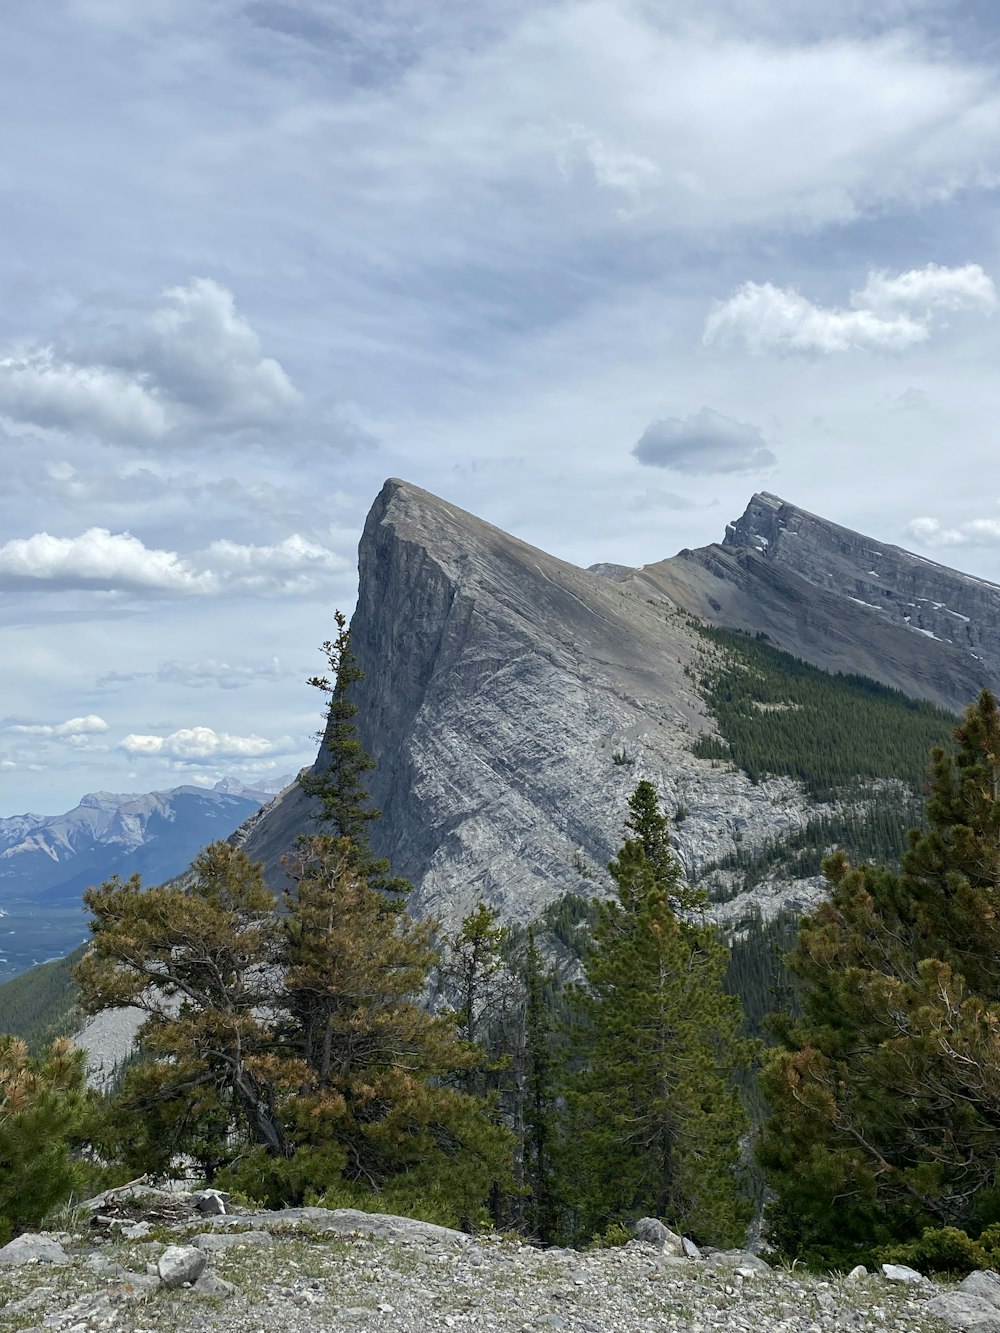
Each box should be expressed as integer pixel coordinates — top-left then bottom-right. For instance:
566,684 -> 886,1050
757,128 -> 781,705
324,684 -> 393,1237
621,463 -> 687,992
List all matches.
237,480 -> 1000,930
0,1187 -> 979,1333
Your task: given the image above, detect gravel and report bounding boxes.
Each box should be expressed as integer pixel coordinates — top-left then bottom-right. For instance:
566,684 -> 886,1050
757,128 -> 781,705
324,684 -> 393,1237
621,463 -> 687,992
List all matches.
0,1215 -> 956,1333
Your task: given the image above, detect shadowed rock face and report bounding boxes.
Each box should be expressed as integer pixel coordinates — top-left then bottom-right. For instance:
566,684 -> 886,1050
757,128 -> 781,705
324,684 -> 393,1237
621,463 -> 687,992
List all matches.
241,481 -> 997,926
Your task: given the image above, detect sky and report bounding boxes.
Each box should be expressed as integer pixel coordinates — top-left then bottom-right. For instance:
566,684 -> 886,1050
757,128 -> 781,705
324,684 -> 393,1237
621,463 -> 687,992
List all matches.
4,0 -> 1000,814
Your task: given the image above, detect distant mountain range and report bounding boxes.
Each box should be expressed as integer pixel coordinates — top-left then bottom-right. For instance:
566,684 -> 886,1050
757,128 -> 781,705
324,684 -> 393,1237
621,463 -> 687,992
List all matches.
0,776 -> 292,981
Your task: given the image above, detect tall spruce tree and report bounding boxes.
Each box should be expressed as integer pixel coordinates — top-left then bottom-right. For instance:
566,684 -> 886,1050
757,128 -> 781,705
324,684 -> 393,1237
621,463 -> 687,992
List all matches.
561,782 -> 752,1246
760,689 -> 1000,1268
298,611 -> 406,895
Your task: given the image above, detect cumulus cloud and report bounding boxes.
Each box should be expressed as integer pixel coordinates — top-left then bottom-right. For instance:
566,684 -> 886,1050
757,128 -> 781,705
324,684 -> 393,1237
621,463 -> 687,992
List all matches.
120,726 -> 282,761
0,527 -> 348,597
705,263 -> 997,354
0,528 -> 214,594
0,278 -> 299,445
0,351 -> 170,442
202,534 -> 347,594
633,407 -> 776,474
132,277 -> 300,431
8,714 -> 109,738
904,516 -> 1000,547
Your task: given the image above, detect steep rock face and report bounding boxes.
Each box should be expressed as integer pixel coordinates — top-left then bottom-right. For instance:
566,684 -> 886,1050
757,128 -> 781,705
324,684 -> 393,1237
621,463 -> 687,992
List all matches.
729,493 -> 1000,674
243,482 -> 846,925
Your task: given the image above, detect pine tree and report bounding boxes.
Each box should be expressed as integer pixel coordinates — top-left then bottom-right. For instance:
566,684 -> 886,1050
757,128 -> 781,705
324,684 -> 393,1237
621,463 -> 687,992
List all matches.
624,780 -> 706,911
276,835 -> 513,1223
75,842 -> 291,1160
298,611 -> 406,894
0,1036 -> 91,1242
760,689 -> 1000,1268
522,927 -> 559,1242
561,783 -> 752,1246
438,902 -> 510,1096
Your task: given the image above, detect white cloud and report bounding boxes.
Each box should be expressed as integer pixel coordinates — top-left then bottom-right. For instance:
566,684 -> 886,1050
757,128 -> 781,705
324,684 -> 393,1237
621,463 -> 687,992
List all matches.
8,714 -> 109,738
0,349 -> 170,442
904,516 -> 1000,547
0,279 -> 298,445
120,726 -> 281,760
705,282 -> 927,353
136,277 -> 300,431
0,527 -> 348,597
0,528 -> 214,594
560,125 -> 660,209
705,263 -> 997,354
633,407 -> 776,474
856,263 -> 998,315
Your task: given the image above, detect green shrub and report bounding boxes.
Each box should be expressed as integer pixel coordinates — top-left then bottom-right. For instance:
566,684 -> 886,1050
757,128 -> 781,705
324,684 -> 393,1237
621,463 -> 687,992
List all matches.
589,1221 -> 633,1249
880,1227 -> 988,1276
215,1143 -> 349,1210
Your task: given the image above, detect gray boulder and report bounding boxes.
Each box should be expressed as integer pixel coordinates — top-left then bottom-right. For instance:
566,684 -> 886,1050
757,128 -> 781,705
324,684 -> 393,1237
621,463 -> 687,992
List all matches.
961,1272 -> 1000,1310
206,1206 -> 470,1247
704,1251 -> 771,1272
192,1189 -> 228,1216
192,1271 -> 235,1298
0,1235 -> 70,1267
925,1292 -> 1000,1332
634,1218 -> 684,1256
880,1263 -> 926,1284
157,1244 -> 208,1289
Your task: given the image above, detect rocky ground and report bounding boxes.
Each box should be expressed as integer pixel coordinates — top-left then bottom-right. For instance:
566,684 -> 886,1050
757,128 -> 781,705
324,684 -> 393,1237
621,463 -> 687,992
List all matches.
0,1187 -> 988,1333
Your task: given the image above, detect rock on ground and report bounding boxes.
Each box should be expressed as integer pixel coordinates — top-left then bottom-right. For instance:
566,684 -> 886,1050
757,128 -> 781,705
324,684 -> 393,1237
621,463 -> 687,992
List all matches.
0,1234 -> 70,1267
156,1244 -> 207,1288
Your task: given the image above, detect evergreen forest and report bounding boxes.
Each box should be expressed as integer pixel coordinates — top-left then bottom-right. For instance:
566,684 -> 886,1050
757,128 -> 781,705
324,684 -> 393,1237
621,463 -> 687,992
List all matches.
691,625 -> 956,798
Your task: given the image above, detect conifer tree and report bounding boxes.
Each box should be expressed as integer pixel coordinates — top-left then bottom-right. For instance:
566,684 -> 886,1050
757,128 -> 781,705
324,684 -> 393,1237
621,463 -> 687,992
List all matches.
298,610 -> 407,895
439,902 -> 510,1096
75,843 -> 291,1160
561,782 -> 752,1245
522,927 -> 559,1242
276,836 -> 512,1222
760,689 -> 1000,1267
0,1036 -> 91,1242
625,779 -> 706,911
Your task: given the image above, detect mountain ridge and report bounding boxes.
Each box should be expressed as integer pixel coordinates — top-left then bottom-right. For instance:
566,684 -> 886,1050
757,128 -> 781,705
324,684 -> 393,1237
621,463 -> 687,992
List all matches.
238,479 -> 984,929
